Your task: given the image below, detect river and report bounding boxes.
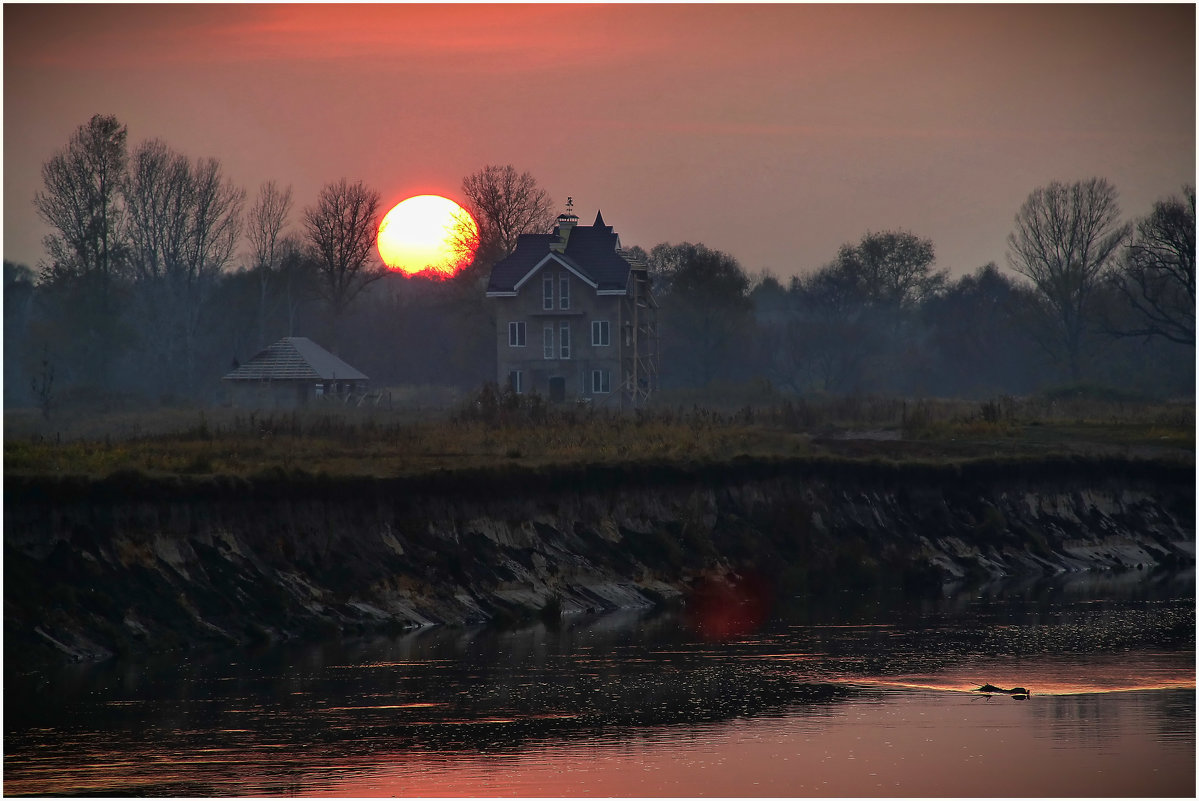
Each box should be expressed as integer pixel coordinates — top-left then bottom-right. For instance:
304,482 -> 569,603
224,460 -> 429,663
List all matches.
4,569 -> 1194,797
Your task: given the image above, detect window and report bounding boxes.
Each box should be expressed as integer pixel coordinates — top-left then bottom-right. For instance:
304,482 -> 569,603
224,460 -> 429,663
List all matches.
591,369 -> 611,394
559,322 -> 571,359
591,319 -> 610,347
508,321 -> 526,347
508,370 -> 524,394
543,274 -> 554,310
559,274 -> 570,309
543,325 -> 555,359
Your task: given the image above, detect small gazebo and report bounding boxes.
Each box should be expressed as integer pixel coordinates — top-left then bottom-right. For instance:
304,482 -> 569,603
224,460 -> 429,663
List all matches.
222,337 -> 369,408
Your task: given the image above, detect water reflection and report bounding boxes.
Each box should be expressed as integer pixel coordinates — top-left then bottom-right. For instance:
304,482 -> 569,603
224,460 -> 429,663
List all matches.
4,572 -> 1194,797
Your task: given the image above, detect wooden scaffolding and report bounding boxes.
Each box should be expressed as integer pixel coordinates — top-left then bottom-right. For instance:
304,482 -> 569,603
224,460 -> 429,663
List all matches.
620,260 -> 658,408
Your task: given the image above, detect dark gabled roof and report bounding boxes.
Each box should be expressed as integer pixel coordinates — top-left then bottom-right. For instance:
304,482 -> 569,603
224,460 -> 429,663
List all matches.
486,233 -> 558,294
486,211 -> 635,294
222,337 -> 368,382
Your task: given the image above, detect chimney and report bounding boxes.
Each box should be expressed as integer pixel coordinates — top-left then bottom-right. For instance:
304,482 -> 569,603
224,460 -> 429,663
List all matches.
551,196 -> 578,253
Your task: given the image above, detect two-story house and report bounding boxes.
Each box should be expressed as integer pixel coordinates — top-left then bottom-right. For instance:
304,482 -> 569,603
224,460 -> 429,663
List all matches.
485,207 -> 657,406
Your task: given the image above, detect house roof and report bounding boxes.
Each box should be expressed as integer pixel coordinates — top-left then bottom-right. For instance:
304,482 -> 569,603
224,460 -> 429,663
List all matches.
222,337 -> 368,382
486,211 -> 637,294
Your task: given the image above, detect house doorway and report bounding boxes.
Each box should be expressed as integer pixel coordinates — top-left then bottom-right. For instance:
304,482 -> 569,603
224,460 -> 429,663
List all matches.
548,376 -> 566,403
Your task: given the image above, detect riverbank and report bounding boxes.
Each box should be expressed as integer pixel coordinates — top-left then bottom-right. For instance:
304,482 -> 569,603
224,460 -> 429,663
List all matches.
5,455 -> 1193,663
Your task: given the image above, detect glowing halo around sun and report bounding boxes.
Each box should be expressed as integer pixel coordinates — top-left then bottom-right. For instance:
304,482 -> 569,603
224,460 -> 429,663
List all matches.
377,194 -> 479,278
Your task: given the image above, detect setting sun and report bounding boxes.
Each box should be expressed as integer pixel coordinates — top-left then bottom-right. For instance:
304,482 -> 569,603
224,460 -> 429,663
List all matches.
377,194 -> 478,277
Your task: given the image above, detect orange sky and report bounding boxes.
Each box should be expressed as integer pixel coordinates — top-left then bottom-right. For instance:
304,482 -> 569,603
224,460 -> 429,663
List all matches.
4,3 -> 1194,279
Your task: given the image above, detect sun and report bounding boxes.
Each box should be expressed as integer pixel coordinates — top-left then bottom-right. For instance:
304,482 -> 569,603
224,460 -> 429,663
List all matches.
377,195 -> 479,277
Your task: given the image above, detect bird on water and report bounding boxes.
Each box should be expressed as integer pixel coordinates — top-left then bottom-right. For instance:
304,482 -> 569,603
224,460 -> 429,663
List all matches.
977,683 -> 1031,697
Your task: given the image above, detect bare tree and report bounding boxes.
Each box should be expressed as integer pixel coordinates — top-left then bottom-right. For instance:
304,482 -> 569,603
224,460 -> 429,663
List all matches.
125,139 -> 245,392
302,178 -> 384,347
33,114 -> 129,296
1006,178 -> 1131,380
33,115 -> 130,386
247,181 -> 294,348
276,234 -> 316,338
461,165 -> 554,268
1106,186 -> 1195,346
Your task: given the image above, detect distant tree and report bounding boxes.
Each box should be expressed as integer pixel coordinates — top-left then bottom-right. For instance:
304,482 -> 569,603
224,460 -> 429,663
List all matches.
460,165 -> 554,268
777,262 -> 882,393
125,139 -> 245,393
1006,178 -> 1131,380
246,180 -> 294,349
749,272 -> 790,322
832,230 -> 943,309
276,234 -> 316,338
648,242 -> 753,387
29,345 -> 55,421
922,263 -> 1048,397
4,261 -> 37,405
1106,186 -> 1195,346
762,232 -> 939,395
303,178 -> 385,348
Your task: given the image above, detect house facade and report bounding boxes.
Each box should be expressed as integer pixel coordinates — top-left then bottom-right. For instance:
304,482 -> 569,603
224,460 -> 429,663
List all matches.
221,336 -> 370,408
486,208 -> 657,406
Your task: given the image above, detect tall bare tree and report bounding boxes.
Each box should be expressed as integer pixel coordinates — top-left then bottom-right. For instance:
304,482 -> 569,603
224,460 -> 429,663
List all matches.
1106,186 -> 1195,346
33,114 -> 129,296
247,181 -> 294,348
125,139 -> 245,392
461,165 -> 554,268
1006,178 -> 1131,380
33,115 -> 130,386
302,178 -> 384,347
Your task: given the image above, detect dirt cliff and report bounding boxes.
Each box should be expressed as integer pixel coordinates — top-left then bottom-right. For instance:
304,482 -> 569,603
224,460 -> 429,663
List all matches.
5,457 -> 1193,662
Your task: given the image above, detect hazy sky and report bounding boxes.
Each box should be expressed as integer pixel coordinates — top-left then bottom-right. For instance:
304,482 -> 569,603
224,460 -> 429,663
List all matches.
4,3 -> 1194,280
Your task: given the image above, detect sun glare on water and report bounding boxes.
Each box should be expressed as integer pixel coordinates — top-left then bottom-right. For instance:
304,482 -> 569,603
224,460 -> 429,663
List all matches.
377,194 -> 478,278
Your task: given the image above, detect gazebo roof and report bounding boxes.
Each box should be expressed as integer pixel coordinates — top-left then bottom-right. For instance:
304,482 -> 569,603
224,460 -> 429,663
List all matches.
222,337 -> 368,382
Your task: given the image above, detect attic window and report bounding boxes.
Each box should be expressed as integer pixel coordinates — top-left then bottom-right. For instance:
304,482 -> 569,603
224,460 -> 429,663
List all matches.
543,274 -> 554,310
559,274 -> 570,309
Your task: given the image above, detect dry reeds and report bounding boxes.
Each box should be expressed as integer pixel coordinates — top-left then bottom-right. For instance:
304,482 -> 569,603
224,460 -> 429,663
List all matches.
4,385 -> 1192,480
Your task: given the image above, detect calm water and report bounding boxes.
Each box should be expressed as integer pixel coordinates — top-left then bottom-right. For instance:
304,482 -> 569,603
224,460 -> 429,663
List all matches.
5,570 -> 1194,797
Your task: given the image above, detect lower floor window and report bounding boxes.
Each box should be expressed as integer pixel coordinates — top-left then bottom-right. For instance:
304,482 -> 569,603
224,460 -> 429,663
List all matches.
591,368 -> 611,394
508,370 -> 524,394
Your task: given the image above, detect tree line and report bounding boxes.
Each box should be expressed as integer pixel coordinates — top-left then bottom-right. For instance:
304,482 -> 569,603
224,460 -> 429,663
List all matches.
5,114 -> 1193,414
646,178 -> 1192,398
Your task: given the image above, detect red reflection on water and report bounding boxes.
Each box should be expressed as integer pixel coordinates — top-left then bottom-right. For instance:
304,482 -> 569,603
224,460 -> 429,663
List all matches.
687,573 -> 772,641
320,690 -> 1195,797
841,652 -> 1197,697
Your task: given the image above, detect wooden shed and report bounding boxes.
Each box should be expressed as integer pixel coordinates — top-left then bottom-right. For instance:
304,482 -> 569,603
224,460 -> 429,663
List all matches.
222,337 -> 369,408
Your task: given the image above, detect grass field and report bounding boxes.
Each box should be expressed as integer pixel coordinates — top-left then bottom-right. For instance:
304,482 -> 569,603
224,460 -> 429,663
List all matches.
4,387 -> 1193,479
